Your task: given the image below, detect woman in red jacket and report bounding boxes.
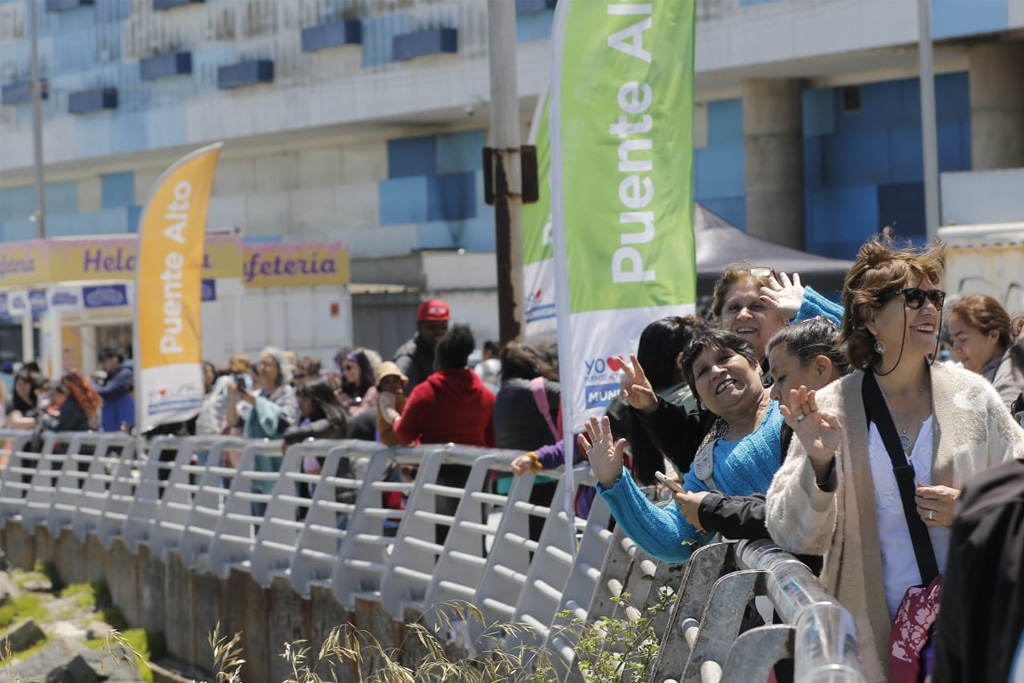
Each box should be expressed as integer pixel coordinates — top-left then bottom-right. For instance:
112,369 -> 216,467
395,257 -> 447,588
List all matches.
394,324 -> 495,544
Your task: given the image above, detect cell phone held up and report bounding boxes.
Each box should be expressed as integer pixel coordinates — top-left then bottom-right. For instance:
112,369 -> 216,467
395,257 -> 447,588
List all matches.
654,470 -> 684,494
234,374 -> 249,392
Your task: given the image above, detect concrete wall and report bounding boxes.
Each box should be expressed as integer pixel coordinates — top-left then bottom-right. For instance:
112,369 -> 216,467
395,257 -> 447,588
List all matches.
1,523 -> 361,683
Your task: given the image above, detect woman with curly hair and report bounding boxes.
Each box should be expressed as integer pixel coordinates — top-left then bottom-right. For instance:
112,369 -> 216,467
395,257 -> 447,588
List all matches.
766,230 -> 1024,682
47,370 -> 103,432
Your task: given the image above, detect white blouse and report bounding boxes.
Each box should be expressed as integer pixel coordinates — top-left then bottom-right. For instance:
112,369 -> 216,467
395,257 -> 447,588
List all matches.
866,416 -> 951,619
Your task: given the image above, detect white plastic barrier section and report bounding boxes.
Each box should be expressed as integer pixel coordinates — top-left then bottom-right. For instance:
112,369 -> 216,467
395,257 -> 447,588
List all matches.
381,447 -> 517,621
48,433 -> 136,538
0,432 -> 868,683
287,442 -> 370,597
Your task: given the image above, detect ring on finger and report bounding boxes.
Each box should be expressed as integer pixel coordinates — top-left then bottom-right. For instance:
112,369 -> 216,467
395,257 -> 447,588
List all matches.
928,510 -> 934,521
796,414 -> 805,422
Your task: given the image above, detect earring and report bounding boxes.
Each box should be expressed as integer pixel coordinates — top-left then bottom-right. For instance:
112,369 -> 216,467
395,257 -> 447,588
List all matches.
874,339 -> 885,355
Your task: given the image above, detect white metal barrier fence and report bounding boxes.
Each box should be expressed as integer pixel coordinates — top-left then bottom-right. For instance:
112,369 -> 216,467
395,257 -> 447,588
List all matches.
0,431 -> 867,682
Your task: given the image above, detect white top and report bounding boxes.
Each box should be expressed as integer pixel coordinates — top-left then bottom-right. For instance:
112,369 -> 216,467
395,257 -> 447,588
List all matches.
867,416 -> 951,619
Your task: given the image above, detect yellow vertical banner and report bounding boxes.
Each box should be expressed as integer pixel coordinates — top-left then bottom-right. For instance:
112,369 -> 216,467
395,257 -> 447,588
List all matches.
134,143 -> 222,432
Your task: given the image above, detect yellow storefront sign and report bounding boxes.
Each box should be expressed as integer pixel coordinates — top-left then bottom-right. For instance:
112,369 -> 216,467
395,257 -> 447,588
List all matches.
0,240 -> 50,287
242,242 -> 350,287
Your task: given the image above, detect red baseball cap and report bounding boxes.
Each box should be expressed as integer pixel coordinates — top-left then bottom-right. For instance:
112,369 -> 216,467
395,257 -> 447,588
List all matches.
417,298 -> 450,321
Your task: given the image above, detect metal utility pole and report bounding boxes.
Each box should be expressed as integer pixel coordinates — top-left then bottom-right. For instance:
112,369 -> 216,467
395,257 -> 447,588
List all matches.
918,0 -> 940,241
487,0 -> 524,345
30,0 -> 46,238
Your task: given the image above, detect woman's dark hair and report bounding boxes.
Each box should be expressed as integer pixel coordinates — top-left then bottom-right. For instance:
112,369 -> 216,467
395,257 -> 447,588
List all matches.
13,367 -> 47,412
500,342 -> 558,382
765,317 -> 851,378
342,349 -> 376,398
949,295 -> 1017,352
435,325 -> 475,370
681,329 -> 759,406
637,316 -> 702,391
296,378 -> 349,435
838,228 -> 945,371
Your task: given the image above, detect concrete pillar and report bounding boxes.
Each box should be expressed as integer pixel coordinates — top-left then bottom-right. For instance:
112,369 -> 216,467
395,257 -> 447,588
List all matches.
969,41 -> 1024,170
742,79 -> 806,250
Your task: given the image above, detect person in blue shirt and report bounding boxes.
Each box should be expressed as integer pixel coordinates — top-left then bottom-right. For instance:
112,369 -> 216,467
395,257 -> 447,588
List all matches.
95,347 -> 134,432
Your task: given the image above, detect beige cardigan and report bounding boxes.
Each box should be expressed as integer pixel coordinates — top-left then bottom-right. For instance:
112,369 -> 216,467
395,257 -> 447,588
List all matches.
766,363 -> 1024,683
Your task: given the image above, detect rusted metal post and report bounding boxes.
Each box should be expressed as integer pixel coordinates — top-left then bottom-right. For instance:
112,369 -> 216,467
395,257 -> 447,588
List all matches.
487,0 -> 524,345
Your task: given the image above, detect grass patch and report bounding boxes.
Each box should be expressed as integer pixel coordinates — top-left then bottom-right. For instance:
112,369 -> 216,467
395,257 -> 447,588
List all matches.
32,561 -> 60,590
58,581 -> 109,612
85,629 -> 161,683
0,594 -> 47,630
4,635 -> 52,663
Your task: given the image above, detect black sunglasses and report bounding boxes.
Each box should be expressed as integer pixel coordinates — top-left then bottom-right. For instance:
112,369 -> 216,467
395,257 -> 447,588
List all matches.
878,287 -> 946,310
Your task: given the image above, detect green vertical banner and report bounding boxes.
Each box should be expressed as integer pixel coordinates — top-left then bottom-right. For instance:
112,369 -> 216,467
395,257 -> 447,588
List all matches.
523,89 -> 556,342
550,0 -> 697,447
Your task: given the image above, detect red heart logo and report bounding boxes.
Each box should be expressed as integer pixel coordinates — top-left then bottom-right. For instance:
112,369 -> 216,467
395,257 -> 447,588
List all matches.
159,389 -> 167,396
606,357 -> 621,372
535,289 -> 542,298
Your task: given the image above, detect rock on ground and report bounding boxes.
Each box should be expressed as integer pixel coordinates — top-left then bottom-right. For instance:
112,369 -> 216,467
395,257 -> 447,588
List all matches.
7,636 -> 146,683
0,617 -> 46,654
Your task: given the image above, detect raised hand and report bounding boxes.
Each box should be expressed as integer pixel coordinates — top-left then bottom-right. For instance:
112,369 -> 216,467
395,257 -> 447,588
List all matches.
779,385 -> 843,479
759,271 -> 805,321
579,415 -> 626,489
618,354 -> 658,414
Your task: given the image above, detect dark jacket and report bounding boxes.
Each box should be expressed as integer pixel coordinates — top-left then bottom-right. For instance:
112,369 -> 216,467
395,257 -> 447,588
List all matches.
393,369 -> 495,448
634,399 -> 717,475
52,395 -> 91,433
393,334 -> 436,394
933,458 -> 1024,683
96,360 -> 134,431
493,377 -> 560,451
283,415 -> 349,445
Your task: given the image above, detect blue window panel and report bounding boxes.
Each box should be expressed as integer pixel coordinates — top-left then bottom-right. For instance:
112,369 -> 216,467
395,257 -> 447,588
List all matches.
110,110 -> 147,154
146,104 -> 186,149
301,20 -> 362,52
707,98 -> 743,147
933,0 -> 1007,40
127,205 -> 142,232
516,0 -> 556,14
821,131 -> 889,186
803,136 -> 824,191
379,176 -> 430,225
140,52 -> 192,80
45,180 -> 77,214
959,120 -> 973,170
0,186 -> 35,222
417,221 -> 459,250
428,172 -> 476,221
393,28 -> 457,62
69,86 -> 117,114
46,0 -> 94,11
0,220 -> 40,243
888,127 -> 924,183
694,145 -> 745,200
362,13 -> 409,68
460,217 -> 497,252
516,9 -> 554,42
1,80 -> 47,106
242,235 -> 283,243
95,0 -> 130,22
937,122 -> 970,172
802,88 -> 834,137
436,129 -> 485,175
75,110 -> 112,158
388,136 -> 436,179
698,197 -> 747,231
877,182 -> 925,240
101,171 -> 134,209
935,72 -> 969,123
806,185 -> 879,254
154,0 -> 204,9
217,60 -> 273,90
834,80 -> 903,133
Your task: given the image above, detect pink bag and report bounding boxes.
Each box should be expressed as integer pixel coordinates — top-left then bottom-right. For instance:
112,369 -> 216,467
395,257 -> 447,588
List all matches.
889,574 -> 941,683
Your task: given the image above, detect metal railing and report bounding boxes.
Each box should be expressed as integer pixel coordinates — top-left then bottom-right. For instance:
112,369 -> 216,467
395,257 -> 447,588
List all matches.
0,430 -> 868,683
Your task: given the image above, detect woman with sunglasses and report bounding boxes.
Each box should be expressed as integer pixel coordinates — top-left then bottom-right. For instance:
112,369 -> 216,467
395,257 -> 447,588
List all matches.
767,231 -> 1024,683
337,349 -> 378,417
946,295 -> 1022,411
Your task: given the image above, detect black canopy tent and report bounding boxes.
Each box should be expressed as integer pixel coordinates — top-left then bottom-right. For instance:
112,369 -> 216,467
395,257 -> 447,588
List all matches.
694,203 -> 853,295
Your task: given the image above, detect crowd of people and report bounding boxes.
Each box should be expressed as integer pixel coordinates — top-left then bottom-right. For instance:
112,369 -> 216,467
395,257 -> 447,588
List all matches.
4,232 -> 1024,682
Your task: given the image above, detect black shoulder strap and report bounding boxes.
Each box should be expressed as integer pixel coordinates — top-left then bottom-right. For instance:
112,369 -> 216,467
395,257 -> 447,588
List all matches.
862,372 -> 939,584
